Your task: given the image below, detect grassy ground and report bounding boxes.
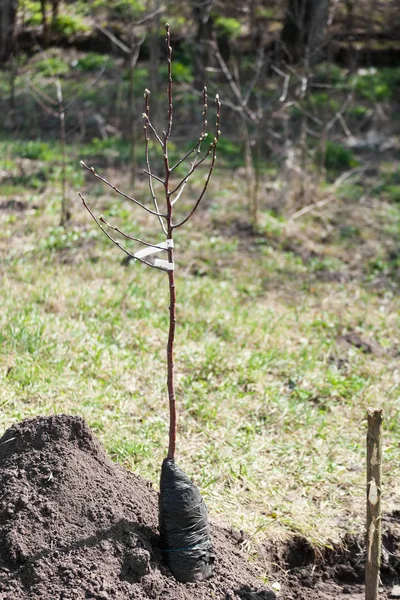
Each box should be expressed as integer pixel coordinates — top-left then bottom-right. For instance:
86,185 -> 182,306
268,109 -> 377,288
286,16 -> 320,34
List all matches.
0,148 -> 399,556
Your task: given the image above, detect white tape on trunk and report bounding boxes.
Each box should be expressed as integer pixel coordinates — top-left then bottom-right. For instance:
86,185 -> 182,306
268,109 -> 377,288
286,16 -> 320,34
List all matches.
134,239 -> 173,260
154,258 -> 175,271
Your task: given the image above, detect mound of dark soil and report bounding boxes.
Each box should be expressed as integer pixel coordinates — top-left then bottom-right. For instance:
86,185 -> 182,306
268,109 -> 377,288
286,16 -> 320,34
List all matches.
0,414 -> 275,600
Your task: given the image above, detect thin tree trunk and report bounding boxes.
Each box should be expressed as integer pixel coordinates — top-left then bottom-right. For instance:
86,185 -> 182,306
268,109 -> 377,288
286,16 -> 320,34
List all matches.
242,121 -> 257,226
163,30 -> 177,460
56,80 -> 69,226
166,245 -> 176,460
366,407 -> 383,600
51,0 -> 60,24
149,1 -> 161,129
128,58 -> 137,185
0,0 -> 17,64
40,0 -> 49,47
128,38 -> 141,185
9,53 -> 17,129
191,0 -> 214,91
281,0 -> 329,64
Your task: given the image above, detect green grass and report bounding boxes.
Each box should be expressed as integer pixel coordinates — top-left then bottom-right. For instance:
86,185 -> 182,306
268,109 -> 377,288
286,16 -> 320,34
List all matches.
0,145 -> 399,552
353,67 -> 400,102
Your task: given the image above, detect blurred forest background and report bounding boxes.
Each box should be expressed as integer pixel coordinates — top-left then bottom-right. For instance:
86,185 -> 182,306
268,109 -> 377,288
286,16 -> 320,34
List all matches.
1,0 -> 400,226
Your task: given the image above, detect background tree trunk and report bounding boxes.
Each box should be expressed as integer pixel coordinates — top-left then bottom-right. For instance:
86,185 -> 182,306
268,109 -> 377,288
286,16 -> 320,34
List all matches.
51,0 -> 60,24
281,0 -> 330,63
0,0 -> 17,64
40,0 -> 49,47
191,0 -> 214,90
148,0 -> 161,129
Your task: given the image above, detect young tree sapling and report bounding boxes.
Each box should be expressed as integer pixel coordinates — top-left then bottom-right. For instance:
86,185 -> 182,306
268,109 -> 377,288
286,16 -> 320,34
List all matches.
79,23 -> 221,583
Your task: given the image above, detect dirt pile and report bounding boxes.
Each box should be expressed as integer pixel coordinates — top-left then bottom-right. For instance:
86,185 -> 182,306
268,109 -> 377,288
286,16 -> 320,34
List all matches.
0,414 -> 275,600
265,526 -> 400,600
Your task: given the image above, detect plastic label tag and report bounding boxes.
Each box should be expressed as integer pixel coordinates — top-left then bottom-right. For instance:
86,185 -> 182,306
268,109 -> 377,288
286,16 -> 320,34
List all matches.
154,259 -> 175,271
134,239 -> 173,260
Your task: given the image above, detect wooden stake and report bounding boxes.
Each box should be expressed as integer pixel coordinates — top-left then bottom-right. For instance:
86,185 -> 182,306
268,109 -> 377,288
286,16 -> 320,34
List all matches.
365,407 -> 383,600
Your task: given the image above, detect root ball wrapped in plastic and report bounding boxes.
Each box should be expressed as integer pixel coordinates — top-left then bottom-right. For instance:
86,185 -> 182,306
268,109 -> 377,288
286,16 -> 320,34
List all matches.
159,458 -> 215,583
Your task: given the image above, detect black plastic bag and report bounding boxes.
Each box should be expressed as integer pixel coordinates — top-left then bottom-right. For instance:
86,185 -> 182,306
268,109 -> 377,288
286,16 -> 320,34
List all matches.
159,458 -> 215,582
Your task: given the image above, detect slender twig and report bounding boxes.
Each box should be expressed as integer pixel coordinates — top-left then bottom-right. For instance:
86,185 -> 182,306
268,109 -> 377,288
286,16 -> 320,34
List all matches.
143,112 -> 164,147
169,143 -> 214,197
142,169 -> 165,184
79,193 -> 165,270
172,86 -> 208,174
212,36 -> 258,123
80,161 -> 167,218
27,79 -> 58,106
143,90 -> 168,235
94,24 -> 132,54
279,74 -> 291,102
169,133 -> 206,172
165,24 -> 173,141
65,66 -> 107,110
171,87 -> 208,206
243,46 -> 265,105
27,78 -> 70,226
134,4 -> 165,26
56,80 -> 68,226
173,94 -> 221,228
26,84 -> 59,118
99,216 -> 166,248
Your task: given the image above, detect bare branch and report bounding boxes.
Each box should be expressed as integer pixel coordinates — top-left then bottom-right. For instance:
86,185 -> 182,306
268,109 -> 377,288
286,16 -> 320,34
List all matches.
142,88 -> 163,147
169,141 -> 214,197
165,23 -> 173,141
142,169 -> 165,184
27,79 -> 58,106
145,117 -> 164,147
170,135 -> 205,172
26,82 -> 59,118
64,66 -> 108,110
79,193 -> 165,270
80,161 -> 167,218
243,46 -> 265,106
170,88 -> 209,205
279,74 -> 291,103
212,36 -> 258,124
134,5 -> 165,26
325,91 -> 354,133
95,24 -> 132,54
143,90 -> 168,235
173,95 -> 221,228
290,196 -> 335,220
99,216 -> 166,248
170,87 -> 208,179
